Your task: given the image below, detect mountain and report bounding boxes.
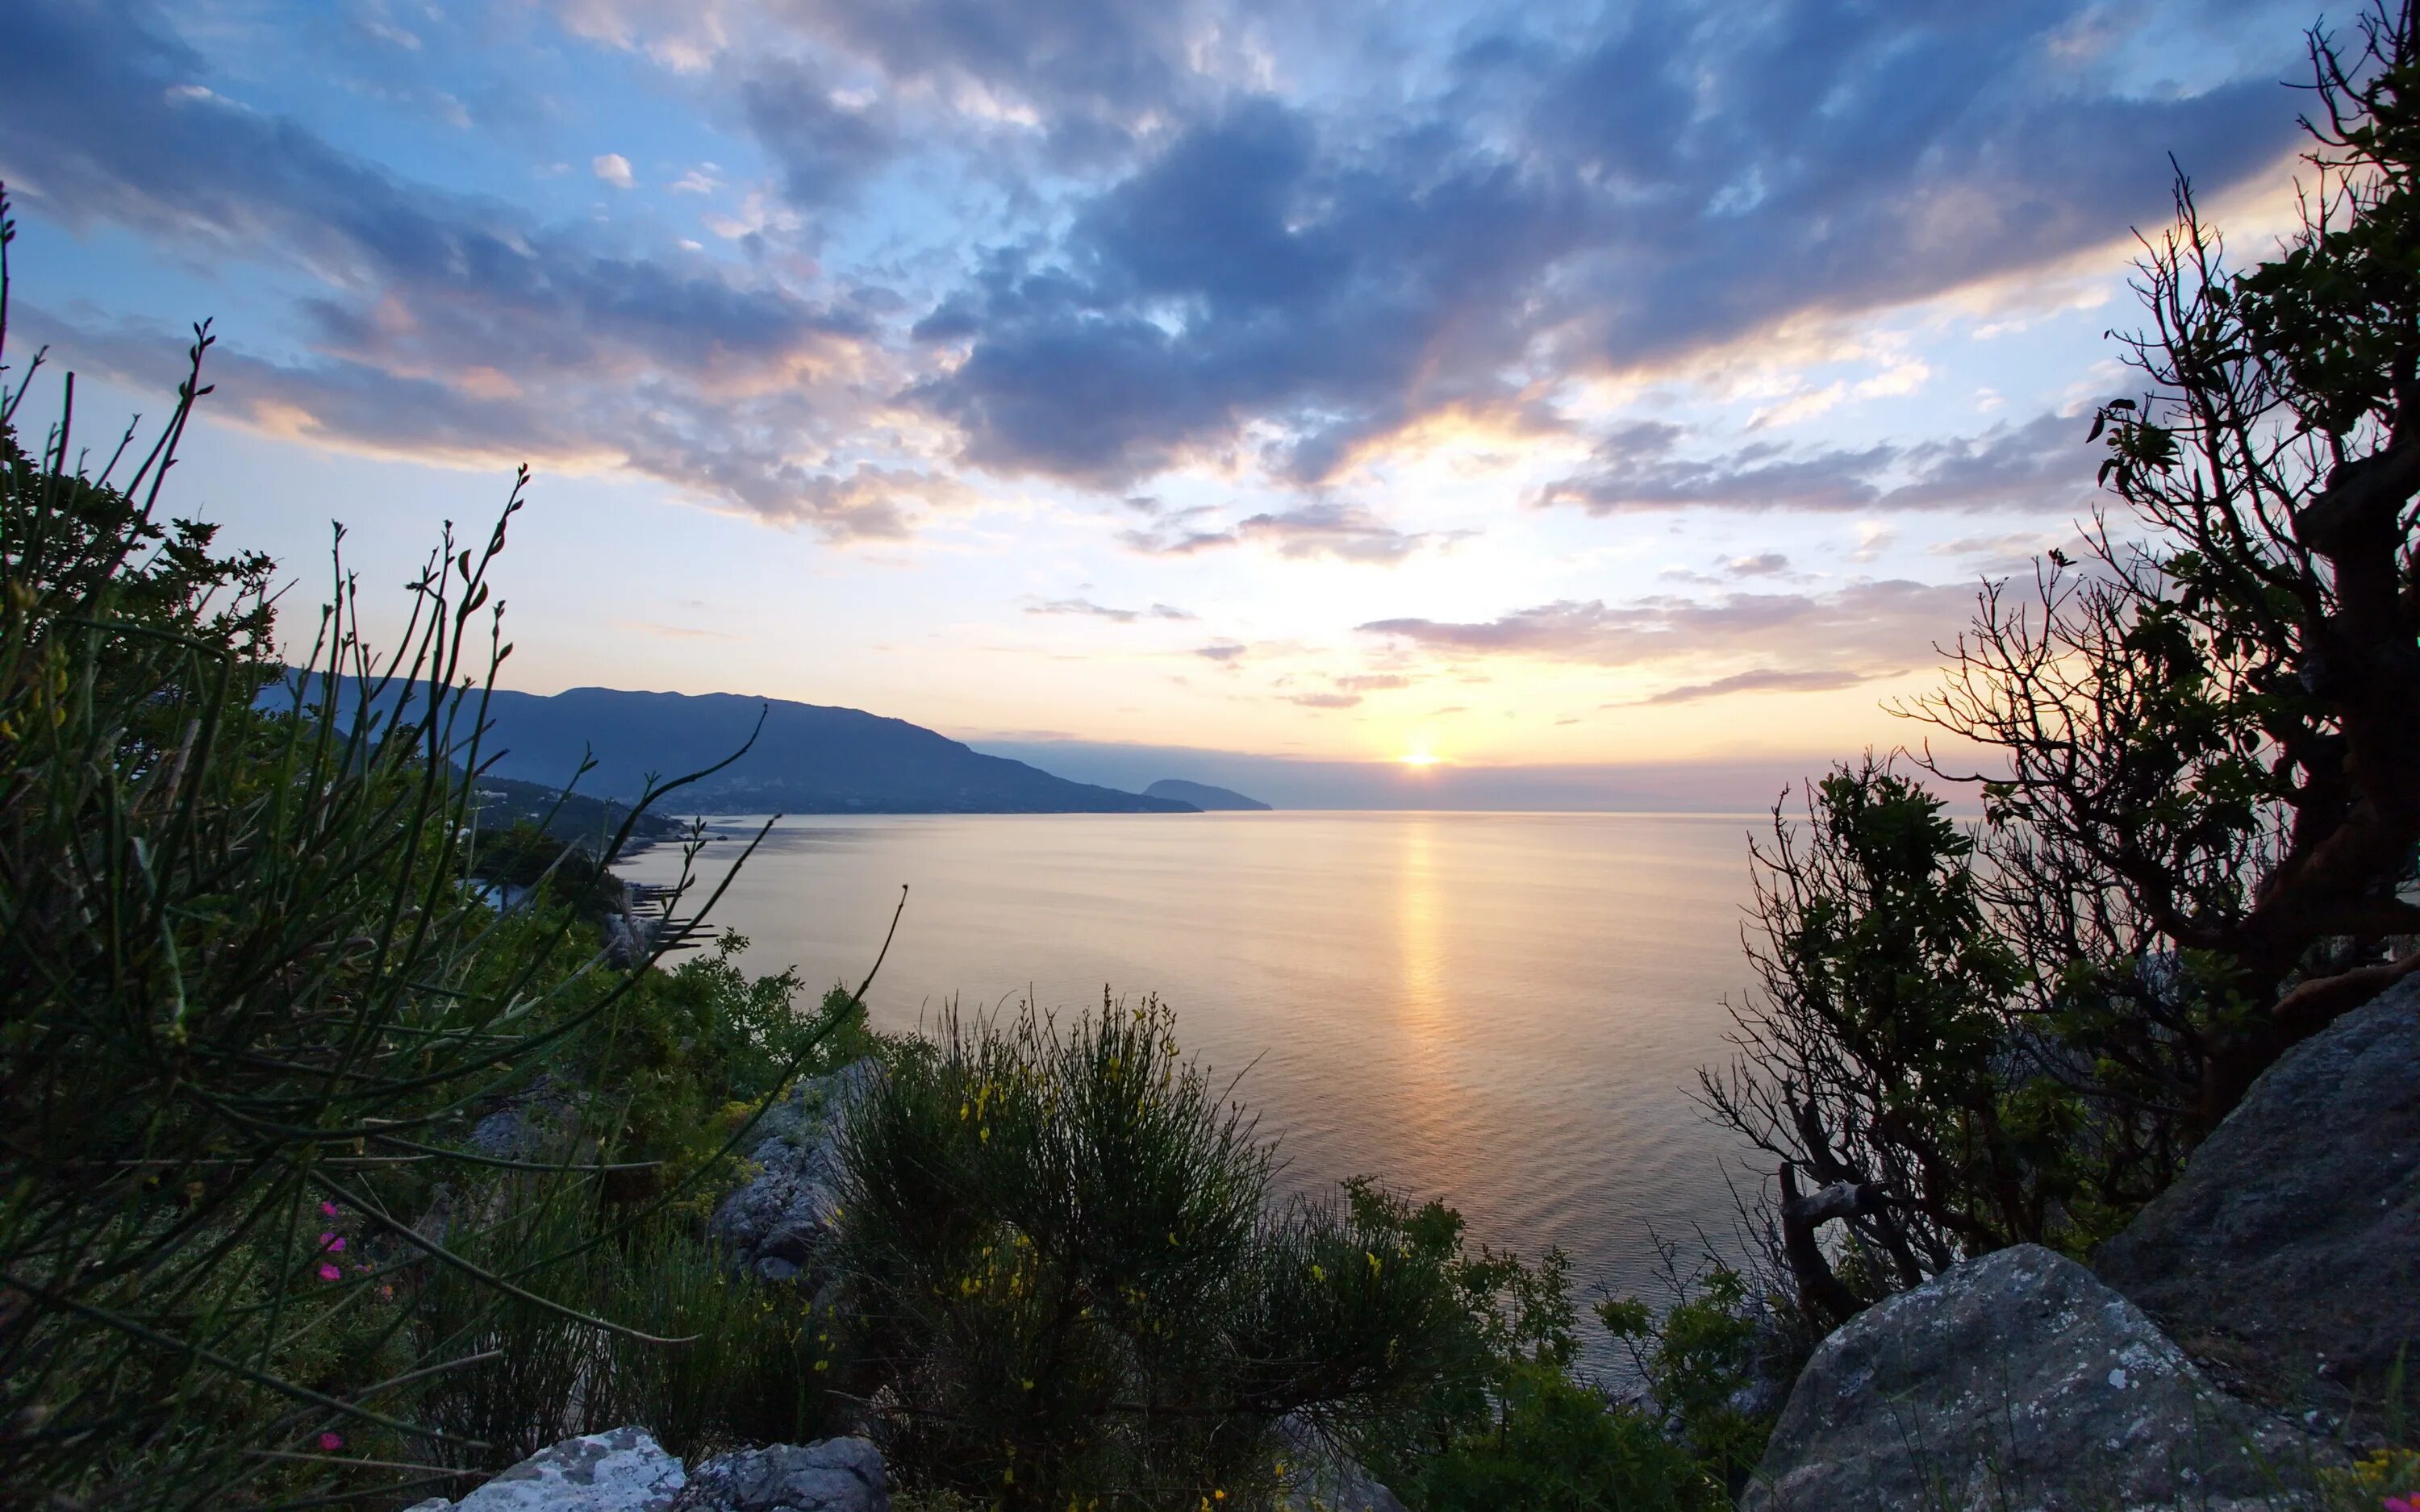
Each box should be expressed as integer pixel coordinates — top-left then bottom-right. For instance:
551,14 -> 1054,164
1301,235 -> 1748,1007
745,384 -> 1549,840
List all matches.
1144,778 -> 1271,811
280,680 -> 1197,814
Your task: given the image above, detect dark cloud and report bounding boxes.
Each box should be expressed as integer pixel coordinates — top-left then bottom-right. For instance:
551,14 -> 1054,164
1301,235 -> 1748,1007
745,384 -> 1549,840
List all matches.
741,58 -> 897,206
912,96 -> 1588,485
0,0 -> 917,537
904,2 -> 2298,489
1358,579 -> 1979,673
1725,552 -> 1791,577
1539,410 -> 2094,517
1027,597 -> 1196,622
1634,667 -> 1897,705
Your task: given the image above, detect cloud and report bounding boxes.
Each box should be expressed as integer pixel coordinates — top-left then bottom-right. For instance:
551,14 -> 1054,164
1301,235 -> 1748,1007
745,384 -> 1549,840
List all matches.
1287,691 -> 1361,709
12,0 -> 2311,548
1632,667 -> 1897,705
1358,579 -> 1980,679
908,96 -> 1592,486
1335,673 -> 1408,691
898,2 -> 2297,489
1193,640 -> 1248,663
1120,501 -> 1446,564
1725,552 -> 1791,577
739,58 -> 896,207
1027,597 -> 1196,622
1538,411 -> 2094,517
0,0 -> 924,539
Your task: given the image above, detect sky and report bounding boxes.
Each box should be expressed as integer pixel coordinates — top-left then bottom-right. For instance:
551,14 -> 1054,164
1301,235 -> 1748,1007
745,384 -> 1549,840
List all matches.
0,0 -> 2329,798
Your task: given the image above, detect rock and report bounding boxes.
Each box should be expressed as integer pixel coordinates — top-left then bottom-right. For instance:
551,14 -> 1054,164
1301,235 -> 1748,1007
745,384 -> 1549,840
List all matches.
1274,1417 -> 1407,1512
672,1436 -> 889,1511
711,1060 -> 881,1282
2096,974 -> 2420,1416
414,1427 -> 688,1511
1743,1245 -> 2317,1511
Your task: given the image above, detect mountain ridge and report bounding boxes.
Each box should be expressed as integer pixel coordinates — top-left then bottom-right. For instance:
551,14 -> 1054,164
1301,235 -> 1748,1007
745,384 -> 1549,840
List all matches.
1144,778 -> 1272,811
280,678 -> 1198,814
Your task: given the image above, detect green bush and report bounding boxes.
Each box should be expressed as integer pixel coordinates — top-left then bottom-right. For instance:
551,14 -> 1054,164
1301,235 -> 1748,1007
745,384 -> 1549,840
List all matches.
0,194 -> 850,1507
1418,1364 -> 1719,1512
836,997 -> 1498,1510
1598,1264 -> 1784,1497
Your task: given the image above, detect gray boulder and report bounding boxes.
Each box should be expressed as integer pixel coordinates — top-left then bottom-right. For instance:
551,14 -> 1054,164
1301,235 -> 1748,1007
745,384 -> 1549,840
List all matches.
2096,974 -> 2419,1415
711,1060 -> 881,1284
404,1426 -> 686,1511
1743,1245 -> 2317,1511
673,1437 -> 889,1511
407,1432 -> 890,1512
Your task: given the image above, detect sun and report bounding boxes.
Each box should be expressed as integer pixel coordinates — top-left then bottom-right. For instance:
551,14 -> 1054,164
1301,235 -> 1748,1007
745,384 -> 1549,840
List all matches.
1396,752 -> 1442,768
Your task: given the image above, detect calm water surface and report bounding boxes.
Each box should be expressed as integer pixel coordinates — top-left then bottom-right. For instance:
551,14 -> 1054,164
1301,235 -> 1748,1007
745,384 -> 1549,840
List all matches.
623,811 -> 1763,1370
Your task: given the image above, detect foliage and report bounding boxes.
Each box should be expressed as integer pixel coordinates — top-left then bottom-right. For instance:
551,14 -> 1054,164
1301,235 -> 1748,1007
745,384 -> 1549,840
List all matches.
1597,1261 -> 1784,1497
416,1193 -> 844,1468
1909,2 -> 2420,1135
1700,758 -> 2060,1321
1417,1364 -> 1719,1512
0,185 -> 853,1507
834,996 -> 1509,1511
1719,1 -> 2420,1327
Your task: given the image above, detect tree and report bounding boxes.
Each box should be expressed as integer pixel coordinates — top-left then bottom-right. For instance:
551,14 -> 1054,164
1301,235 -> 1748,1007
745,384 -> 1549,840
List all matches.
1722,2 -> 2420,1321
1913,0 -> 2420,1139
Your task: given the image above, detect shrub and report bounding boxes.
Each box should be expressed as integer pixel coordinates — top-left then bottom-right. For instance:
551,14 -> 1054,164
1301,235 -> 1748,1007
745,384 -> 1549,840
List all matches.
1418,1364 -> 1720,1512
835,996 -> 1495,1510
0,190 -> 844,1507
1598,1260 -> 1789,1497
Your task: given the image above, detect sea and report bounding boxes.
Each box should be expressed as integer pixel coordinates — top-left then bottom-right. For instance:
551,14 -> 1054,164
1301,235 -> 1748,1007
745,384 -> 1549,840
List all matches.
619,810 -> 1768,1377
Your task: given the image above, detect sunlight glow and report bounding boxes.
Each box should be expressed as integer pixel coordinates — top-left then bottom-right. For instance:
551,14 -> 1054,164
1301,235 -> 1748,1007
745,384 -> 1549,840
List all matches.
1397,752 -> 1443,767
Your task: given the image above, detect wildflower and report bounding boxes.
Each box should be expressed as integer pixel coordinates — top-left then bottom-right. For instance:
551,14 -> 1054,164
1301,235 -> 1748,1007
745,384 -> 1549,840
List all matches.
2386,1497 -> 2418,1512
319,1233 -> 346,1252
318,1431 -> 344,1452
319,1202 -> 340,1218
318,1263 -> 342,1281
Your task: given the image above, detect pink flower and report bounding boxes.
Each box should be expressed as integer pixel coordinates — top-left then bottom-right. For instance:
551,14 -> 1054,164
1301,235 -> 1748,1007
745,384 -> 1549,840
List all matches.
2384,1497 -> 2418,1512
318,1431 -> 344,1452
319,1202 -> 340,1218
319,1233 -> 345,1252
318,1263 -> 342,1281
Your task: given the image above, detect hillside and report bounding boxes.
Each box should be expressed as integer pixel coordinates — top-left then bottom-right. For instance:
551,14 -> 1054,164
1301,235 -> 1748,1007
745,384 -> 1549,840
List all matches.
282,681 -> 1198,814
1144,778 -> 1272,811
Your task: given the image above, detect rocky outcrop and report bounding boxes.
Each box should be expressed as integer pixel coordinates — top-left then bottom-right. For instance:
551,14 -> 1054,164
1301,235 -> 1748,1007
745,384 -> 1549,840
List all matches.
710,1061 -> 880,1283
674,1437 -> 888,1511
1742,1245 -> 2314,1512
403,1427 -> 686,1512
2096,973 -> 2420,1416
405,1431 -> 887,1512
